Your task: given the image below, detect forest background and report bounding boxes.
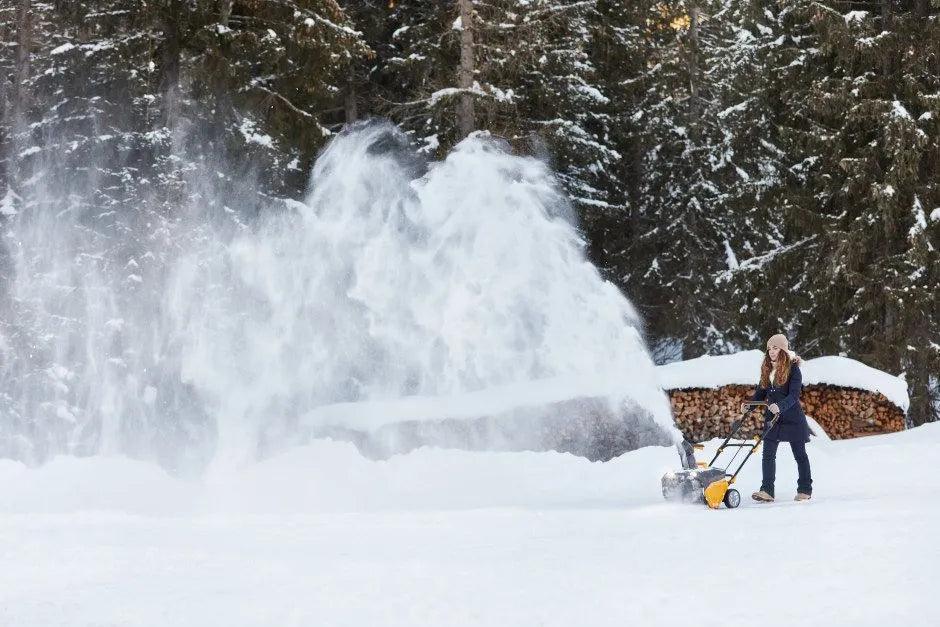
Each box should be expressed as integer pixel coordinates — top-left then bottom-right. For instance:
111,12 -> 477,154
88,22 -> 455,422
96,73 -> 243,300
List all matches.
1,0 -> 938,425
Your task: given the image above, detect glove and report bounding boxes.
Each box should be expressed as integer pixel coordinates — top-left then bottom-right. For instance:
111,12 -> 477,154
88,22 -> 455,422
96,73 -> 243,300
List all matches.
767,403 -> 780,415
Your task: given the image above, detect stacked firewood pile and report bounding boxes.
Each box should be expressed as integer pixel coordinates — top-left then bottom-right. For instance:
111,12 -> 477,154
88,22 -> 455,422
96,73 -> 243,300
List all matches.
669,384 -> 906,442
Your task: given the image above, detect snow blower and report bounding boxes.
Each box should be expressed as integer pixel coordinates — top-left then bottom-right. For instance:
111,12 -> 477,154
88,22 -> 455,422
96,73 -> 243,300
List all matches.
662,401 -> 776,509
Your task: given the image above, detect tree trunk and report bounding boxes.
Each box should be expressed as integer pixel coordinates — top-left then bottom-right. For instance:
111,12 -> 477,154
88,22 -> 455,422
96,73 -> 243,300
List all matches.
688,5 -> 700,101
687,4 -> 700,142
6,0 -> 32,188
345,78 -> 358,123
13,0 -> 31,124
456,0 -> 475,138
220,0 -> 233,26
159,0 -> 183,124
881,0 -> 893,79
908,361 -> 930,427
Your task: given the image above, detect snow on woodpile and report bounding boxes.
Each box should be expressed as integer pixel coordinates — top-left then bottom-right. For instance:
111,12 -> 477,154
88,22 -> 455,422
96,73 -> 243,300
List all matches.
658,350 -> 909,442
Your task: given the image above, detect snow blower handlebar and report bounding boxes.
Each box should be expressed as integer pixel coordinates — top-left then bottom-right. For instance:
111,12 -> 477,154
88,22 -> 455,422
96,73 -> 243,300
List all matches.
695,401 -> 780,509
706,401 -> 771,467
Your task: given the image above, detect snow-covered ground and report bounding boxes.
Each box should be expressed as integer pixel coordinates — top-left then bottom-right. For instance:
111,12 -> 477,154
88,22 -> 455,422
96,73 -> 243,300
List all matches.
2,424 -> 938,626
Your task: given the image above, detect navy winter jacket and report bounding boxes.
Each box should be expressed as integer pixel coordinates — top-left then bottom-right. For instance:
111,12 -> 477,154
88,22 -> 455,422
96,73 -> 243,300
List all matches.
750,364 -> 811,443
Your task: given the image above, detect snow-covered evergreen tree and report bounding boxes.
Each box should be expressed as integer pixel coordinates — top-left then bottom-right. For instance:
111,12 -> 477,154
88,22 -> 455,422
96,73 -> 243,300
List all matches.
765,0 -> 940,424
364,0 -> 625,215
701,0 -> 817,349
180,0 -> 368,193
0,0 -> 369,467
2,0 -> 938,440
622,0 -> 784,357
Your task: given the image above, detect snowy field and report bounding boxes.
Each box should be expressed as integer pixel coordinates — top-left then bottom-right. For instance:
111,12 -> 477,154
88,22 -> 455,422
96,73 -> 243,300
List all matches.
2,424 -> 938,627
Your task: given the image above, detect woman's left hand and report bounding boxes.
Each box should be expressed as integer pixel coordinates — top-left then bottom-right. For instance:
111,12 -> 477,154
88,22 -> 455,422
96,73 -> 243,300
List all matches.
768,403 -> 780,415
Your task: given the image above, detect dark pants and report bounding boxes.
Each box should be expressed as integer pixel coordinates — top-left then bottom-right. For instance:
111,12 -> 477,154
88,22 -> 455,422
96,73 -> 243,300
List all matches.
760,439 -> 813,497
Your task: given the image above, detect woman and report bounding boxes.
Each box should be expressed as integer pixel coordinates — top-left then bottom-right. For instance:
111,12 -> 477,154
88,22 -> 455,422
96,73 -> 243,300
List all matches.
750,334 -> 813,502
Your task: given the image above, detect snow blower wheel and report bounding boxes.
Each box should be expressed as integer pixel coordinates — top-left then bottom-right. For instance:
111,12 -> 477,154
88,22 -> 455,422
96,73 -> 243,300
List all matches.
723,488 -> 741,509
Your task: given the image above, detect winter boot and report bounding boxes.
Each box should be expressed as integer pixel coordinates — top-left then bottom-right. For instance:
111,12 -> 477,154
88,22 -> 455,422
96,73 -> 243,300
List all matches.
794,493 -> 811,502
751,490 -> 774,502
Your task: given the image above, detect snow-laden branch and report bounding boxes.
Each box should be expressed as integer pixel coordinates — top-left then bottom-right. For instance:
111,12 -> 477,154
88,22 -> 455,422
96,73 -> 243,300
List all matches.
524,0 -> 597,22
809,2 -> 844,19
467,0 -> 597,31
381,83 -> 513,109
715,235 -> 817,284
251,84 -> 313,119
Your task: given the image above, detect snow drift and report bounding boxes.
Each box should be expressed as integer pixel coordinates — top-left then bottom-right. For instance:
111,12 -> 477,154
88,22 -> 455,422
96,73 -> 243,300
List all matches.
3,422 -> 938,627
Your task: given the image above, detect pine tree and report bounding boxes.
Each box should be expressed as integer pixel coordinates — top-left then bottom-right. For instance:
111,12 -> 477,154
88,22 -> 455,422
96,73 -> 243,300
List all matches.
179,0 -> 368,194
510,1 -> 624,217
698,0 -> 819,351
356,0 -> 639,267
622,0 -> 783,358
0,0 -> 369,467
363,0 -> 516,153
752,0 -> 940,423
580,0 -> 654,248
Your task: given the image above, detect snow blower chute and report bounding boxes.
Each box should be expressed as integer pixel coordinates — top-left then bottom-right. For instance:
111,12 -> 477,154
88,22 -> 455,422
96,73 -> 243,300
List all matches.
662,401 -> 776,509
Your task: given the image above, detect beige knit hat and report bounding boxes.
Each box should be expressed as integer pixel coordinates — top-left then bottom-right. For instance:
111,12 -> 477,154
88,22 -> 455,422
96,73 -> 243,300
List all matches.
766,333 -> 789,351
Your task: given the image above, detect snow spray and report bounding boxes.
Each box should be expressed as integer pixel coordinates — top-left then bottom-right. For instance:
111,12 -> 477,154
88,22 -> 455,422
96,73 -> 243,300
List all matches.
0,121 -> 678,472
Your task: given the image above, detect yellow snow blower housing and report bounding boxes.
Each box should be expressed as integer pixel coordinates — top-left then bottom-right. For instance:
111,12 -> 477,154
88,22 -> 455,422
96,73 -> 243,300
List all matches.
703,478 -> 731,509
